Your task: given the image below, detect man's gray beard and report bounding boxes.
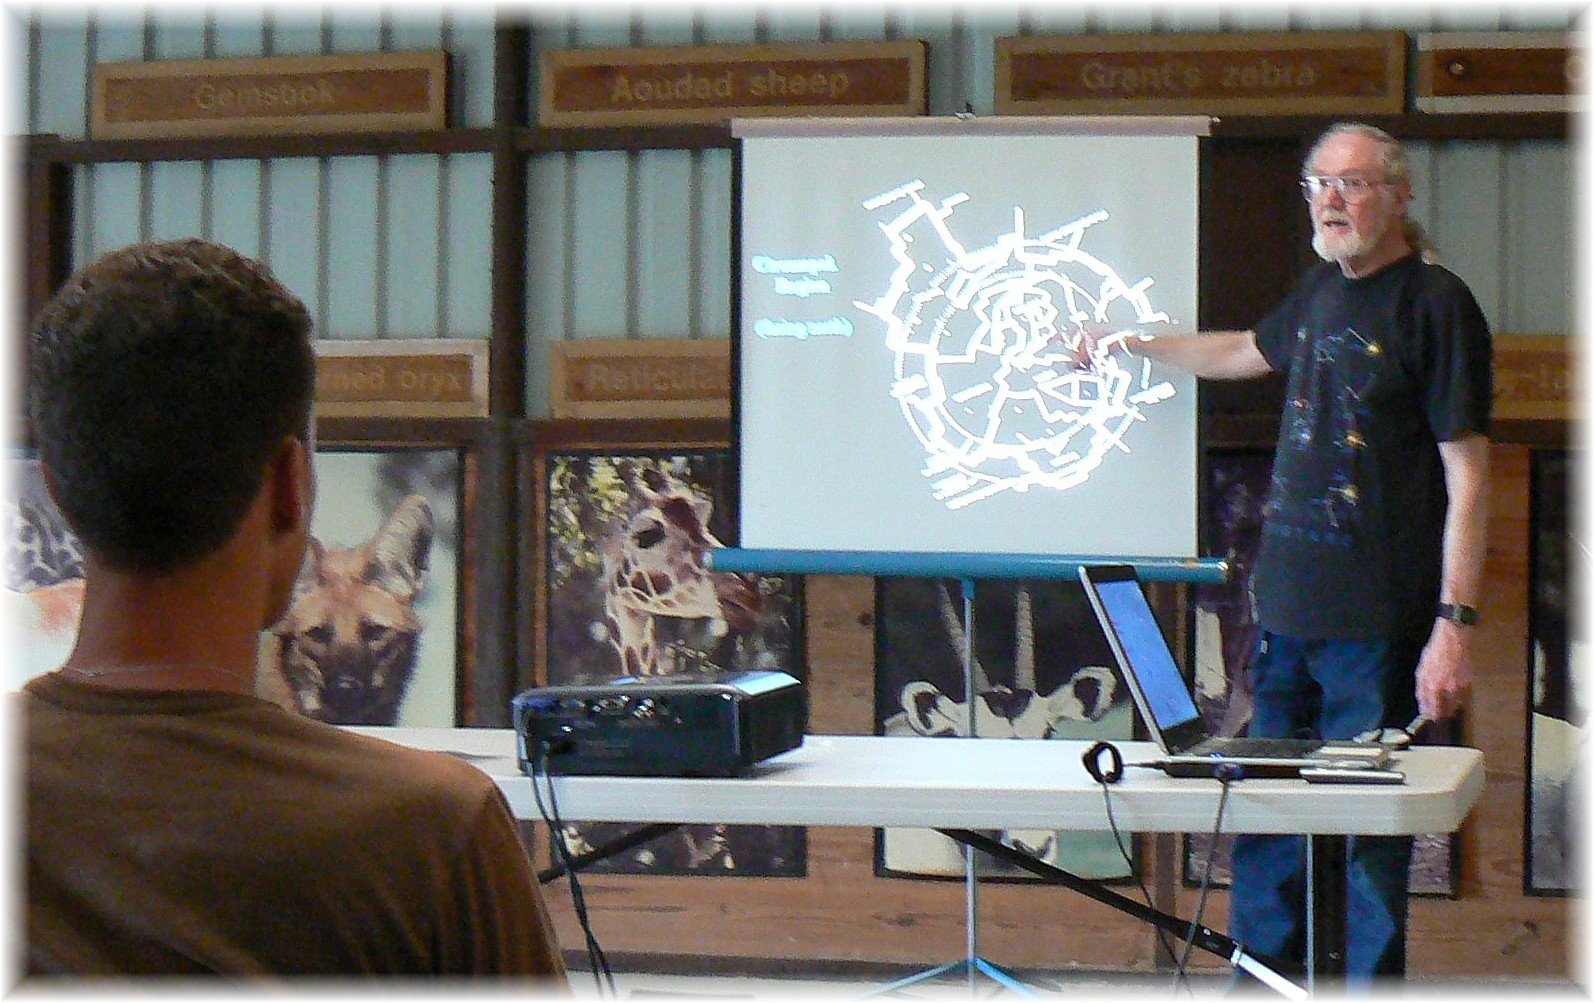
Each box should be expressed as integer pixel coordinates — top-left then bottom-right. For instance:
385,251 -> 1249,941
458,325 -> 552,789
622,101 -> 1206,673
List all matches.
1312,220 -> 1383,263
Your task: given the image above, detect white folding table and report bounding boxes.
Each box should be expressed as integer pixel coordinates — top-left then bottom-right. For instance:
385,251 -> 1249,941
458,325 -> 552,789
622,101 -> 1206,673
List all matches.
354,729 -> 1484,994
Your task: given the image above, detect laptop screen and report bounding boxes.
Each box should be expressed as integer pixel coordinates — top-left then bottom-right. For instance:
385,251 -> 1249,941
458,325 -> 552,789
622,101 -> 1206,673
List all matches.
1090,575 -> 1203,735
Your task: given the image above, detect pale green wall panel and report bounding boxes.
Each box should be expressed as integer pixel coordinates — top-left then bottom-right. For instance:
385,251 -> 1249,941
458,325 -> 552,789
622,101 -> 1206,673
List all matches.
267,15 -> 327,57
960,12 -> 1020,113
695,7 -> 759,43
891,8 -> 957,113
10,8 -> 30,132
29,15 -> 89,136
325,157 -> 382,338
210,159 -> 266,259
570,13 -> 633,48
90,18 -> 145,62
635,149 -> 695,339
212,9 -> 268,57
149,10 -> 207,59
568,152 -> 630,337
525,154 -> 574,412
693,149 -> 734,341
389,13 -> 444,52
445,14 -> 497,129
826,8 -> 896,41
1430,143 -> 1509,330
1017,7 -> 1093,35
264,158 -> 324,330
385,154 -> 445,338
148,161 -> 206,241
80,164 -> 141,260
635,8 -> 698,45
1504,142 -> 1574,335
327,11 -> 383,53
441,154 -> 492,336
762,7 -> 825,41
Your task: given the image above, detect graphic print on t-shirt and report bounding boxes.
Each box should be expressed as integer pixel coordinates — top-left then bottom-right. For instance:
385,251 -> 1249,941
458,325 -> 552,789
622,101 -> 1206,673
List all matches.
1265,324 -> 1382,548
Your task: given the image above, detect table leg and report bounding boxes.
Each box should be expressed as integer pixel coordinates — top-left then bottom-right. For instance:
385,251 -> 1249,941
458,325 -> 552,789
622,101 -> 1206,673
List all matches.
1307,834 -> 1348,990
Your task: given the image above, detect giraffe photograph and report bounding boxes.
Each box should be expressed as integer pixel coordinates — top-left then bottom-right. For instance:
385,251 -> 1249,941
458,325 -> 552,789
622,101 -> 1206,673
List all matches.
5,456 -> 85,689
539,447 -> 804,877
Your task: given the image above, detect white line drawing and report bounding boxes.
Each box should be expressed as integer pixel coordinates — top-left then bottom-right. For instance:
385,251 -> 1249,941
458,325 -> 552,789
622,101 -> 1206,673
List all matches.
856,182 -> 1179,511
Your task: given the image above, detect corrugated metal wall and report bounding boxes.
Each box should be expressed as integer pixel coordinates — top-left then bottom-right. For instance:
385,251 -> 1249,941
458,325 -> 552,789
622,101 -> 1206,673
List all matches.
20,5 -> 1577,417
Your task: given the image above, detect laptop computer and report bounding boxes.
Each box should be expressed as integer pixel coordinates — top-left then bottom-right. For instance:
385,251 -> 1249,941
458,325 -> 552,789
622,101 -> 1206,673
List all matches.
1078,563 -> 1388,778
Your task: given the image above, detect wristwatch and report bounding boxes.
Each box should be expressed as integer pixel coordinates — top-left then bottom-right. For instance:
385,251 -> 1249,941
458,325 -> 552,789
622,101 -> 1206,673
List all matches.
1437,602 -> 1480,626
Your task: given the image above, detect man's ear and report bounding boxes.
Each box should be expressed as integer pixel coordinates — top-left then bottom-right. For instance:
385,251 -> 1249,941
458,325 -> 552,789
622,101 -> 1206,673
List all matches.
39,461 -> 65,513
269,435 -> 313,536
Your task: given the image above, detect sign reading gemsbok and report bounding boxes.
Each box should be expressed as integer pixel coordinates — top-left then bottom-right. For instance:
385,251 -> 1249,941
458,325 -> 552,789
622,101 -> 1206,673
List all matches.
93,51 -> 448,139
540,40 -> 927,126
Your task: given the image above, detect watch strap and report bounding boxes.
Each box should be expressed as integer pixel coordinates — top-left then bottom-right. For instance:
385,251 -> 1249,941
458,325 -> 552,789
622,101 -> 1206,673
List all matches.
1437,602 -> 1480,626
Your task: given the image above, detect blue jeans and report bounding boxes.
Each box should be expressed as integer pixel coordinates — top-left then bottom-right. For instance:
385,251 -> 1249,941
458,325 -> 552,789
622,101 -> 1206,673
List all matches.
1229,631 -> 1423,985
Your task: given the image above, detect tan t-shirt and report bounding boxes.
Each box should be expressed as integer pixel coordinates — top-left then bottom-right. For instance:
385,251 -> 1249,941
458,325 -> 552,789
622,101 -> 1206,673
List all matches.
23,672 -> 567,981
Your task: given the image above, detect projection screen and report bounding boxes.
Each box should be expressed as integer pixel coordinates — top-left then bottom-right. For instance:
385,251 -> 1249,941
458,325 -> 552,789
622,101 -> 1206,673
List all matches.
735,117 -> 1205,560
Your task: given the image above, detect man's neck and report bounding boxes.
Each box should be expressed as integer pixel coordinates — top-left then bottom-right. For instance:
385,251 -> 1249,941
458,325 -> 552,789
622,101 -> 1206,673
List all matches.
1338,237 -> 1414,280
59,660 -> 258,694
61,565 -> 266,696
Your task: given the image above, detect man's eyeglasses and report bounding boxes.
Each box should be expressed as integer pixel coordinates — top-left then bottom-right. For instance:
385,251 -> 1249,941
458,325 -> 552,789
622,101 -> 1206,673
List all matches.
1299,175 -> 1389,204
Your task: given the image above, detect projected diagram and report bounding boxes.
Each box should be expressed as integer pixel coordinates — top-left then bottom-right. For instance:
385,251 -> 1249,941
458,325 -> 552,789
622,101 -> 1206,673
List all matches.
856,181 -> 1179,511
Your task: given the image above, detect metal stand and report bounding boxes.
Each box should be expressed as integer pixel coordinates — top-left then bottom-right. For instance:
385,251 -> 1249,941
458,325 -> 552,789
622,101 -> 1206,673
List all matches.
941,829 -> 1307,1001
865,579 -> 1039,998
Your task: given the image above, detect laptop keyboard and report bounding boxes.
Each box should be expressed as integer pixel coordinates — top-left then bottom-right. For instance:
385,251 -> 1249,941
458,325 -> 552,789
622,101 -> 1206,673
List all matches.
1193,736 -> 1325,757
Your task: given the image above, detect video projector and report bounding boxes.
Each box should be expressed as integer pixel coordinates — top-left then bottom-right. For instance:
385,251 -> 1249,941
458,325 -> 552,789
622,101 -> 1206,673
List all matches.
513,670 -> 806,778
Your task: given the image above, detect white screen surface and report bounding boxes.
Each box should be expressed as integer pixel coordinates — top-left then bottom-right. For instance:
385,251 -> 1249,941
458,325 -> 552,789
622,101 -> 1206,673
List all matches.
736,119 -> 1202,559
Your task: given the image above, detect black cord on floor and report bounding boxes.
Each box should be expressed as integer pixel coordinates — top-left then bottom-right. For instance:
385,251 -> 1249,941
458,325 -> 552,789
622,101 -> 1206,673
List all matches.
530,752 -> 616,998
1174,774 -> 1236,998
1096,781 -> 1189,995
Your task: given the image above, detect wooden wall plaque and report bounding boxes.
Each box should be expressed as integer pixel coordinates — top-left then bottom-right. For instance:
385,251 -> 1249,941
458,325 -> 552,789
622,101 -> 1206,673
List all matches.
93,51 -> 448,139
314,339 -> 487,419
996,31 -> 1406,116
550,339 -> 730,420
1416,32 -> 1578,113
539,40 -> 927,127
1493,334 -> 1574,422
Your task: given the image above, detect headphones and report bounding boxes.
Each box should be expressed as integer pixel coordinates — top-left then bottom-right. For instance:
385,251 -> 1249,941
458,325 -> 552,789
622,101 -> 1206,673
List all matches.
1082,741 -> 1245,784
1083,740 -> 1124,785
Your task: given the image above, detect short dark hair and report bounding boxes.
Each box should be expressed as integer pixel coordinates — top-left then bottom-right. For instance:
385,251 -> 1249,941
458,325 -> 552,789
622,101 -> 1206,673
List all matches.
28,239 -> 315,574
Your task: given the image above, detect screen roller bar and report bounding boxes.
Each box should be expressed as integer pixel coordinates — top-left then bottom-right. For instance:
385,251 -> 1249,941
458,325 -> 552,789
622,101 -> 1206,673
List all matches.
707,549 -> 1227,584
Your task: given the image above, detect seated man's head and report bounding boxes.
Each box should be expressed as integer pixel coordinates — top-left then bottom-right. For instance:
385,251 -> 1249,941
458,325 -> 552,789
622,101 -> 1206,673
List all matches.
28,239 -> 316,619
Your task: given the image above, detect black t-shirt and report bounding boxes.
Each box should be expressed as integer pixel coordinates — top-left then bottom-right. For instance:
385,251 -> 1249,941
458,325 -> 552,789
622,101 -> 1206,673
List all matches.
1251,253 -> 1492,640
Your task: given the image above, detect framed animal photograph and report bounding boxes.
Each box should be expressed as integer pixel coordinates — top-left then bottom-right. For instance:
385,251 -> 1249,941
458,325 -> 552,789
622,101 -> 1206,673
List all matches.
1526,449 -> 1578,897
1183,448 -> 1458,896
5,455 -> 86,688
874,576 -> 1137,881
257,444 -> 464,727
525,419 -> 805,877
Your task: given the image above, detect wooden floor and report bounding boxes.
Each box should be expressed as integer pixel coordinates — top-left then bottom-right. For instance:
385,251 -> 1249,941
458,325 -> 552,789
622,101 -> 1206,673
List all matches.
566,962 -> 1582,1000
570,966 -> 1230,999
